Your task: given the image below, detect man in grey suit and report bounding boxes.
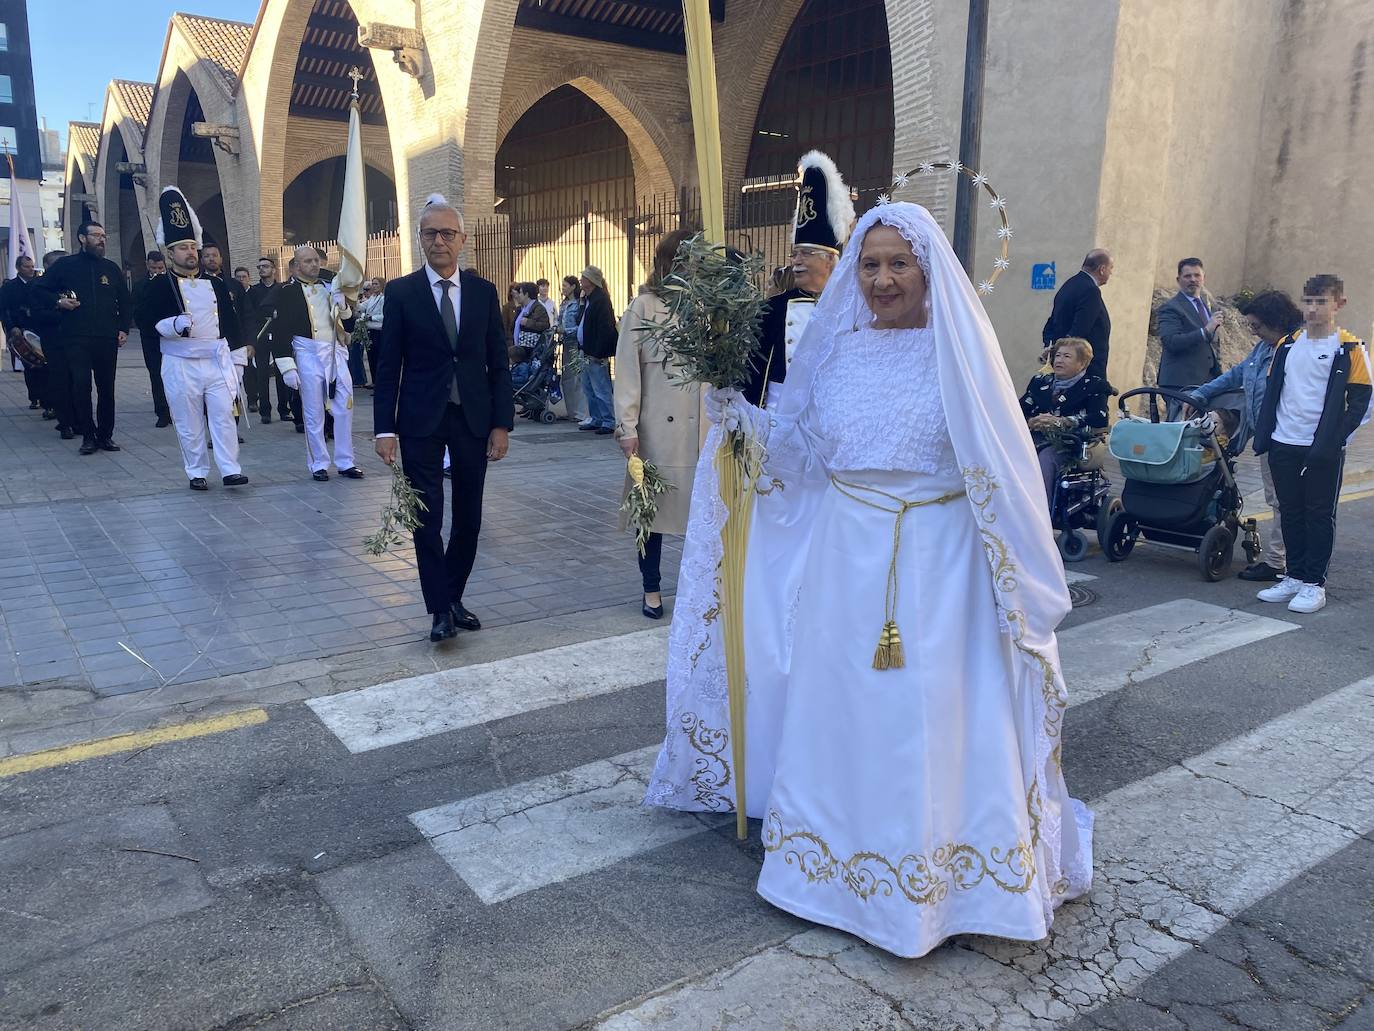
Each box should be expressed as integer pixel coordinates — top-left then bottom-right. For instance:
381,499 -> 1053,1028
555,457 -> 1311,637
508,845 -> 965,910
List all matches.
1156,257 -> 1222,417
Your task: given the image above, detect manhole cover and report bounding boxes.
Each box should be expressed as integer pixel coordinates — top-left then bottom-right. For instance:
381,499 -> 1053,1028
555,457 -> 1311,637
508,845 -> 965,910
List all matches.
1068,584 -> 1097,608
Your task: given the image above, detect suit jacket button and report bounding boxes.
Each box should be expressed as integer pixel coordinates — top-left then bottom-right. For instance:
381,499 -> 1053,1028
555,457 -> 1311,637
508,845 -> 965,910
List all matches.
666,415 -> 674,422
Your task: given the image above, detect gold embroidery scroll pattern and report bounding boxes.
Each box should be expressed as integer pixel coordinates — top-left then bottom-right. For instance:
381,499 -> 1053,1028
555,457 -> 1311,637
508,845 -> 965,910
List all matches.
679,713 -> 733,812
962,466 -> 1067,740
763,810 -> 1035,905
688,598 -> 721,671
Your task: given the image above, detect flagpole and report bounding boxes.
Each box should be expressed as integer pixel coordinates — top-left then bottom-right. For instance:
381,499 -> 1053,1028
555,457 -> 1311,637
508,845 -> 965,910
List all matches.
682,0 -> 750,841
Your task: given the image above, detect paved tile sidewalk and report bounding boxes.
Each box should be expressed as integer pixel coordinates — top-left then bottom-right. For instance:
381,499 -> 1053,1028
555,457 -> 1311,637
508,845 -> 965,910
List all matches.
0,347 -> 676,698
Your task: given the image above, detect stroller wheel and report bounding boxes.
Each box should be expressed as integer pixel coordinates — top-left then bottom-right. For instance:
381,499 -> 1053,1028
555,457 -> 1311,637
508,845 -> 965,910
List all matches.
540,409 -> 557,424
1100,508 -> 1136,562
1058,530 -> 1089,562
1198,524 -> 1235,582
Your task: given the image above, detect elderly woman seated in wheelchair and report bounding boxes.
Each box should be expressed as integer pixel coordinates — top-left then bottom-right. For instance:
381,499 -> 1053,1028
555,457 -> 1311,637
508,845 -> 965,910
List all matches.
1020,337 -> 1116,558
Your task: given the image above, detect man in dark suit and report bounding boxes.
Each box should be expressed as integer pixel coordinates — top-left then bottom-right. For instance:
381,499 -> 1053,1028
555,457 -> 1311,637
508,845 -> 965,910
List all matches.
243,256 -> 288,424
1156,257 -> 1223,416
37,220 -> 132,455
1041,248 -> 1113,379
373,194 -> 514,642
131,250 -> 172,427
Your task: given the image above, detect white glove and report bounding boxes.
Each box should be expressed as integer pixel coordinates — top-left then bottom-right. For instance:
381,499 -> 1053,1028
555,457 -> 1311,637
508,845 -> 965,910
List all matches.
282,369 -> 301,391
173,313 -> 193,336
230,347 -> 249,368
704,386 -> 766,440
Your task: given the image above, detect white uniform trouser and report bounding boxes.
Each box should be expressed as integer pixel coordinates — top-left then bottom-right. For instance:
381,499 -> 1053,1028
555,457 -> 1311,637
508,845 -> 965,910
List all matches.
162,354 -> 241,479
292,336 -> 354,473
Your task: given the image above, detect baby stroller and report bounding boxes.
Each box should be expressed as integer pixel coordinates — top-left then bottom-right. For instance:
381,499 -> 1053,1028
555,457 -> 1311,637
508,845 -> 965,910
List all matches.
1049,426 -> 1117,562
1101,386 -> 1260,581
513,331 -> 560,425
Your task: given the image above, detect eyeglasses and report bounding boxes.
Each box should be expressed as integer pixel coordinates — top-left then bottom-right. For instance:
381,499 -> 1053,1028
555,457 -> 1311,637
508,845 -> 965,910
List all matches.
420,229 -> 461,243
789,247 -> 827,261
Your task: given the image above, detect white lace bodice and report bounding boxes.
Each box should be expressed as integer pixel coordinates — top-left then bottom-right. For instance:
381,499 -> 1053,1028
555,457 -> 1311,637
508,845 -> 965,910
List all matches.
809,325 -> 958,475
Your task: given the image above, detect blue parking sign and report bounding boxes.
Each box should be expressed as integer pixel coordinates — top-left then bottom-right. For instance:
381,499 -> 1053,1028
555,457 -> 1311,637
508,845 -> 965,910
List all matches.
1032,262 -> 1056,291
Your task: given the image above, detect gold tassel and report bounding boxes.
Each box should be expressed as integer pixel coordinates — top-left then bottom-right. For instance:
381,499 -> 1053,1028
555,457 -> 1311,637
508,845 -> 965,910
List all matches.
232,398 -> 241,418
872,620 -> 905,670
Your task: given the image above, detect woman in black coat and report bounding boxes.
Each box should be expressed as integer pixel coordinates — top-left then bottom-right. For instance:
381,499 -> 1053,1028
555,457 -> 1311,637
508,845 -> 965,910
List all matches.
1020,336 -> 1112,504
577,265 -> 618,433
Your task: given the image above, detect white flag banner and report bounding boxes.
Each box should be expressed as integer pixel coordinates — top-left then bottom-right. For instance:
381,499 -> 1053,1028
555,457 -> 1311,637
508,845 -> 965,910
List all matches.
7,177 -> 34,279
335,97 -> 367,302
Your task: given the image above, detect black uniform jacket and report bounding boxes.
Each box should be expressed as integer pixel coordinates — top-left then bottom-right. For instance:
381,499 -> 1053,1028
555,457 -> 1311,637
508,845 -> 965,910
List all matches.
137,273 -> 246,351
373,267 -> 514,440
744,286 -> 814,406
266,271 -> 350,361
36,252 -> 132,342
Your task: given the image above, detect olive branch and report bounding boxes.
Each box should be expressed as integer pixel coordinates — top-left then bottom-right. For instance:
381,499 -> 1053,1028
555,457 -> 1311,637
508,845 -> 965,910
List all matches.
621,454 -> 675,557
363,462 -> 429,556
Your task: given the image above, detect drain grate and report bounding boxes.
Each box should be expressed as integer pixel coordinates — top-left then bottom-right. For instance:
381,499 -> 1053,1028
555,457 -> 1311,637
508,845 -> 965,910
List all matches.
1068,584 -> 1098,608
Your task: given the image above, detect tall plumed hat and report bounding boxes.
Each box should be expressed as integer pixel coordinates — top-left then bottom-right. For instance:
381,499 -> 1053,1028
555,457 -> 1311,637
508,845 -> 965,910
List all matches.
156,185 -> 202,249
792,150 -> 855,254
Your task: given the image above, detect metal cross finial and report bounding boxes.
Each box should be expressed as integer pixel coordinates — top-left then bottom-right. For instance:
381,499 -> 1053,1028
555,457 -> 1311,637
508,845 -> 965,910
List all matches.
348,66 -> 363,100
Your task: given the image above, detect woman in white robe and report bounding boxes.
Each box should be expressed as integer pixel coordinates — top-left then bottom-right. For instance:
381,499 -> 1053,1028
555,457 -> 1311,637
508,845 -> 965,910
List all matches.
646,202 -> 1093,959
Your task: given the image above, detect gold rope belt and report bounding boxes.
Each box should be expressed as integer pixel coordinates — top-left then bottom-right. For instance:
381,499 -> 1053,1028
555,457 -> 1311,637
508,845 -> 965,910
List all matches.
829,476 -> 967,670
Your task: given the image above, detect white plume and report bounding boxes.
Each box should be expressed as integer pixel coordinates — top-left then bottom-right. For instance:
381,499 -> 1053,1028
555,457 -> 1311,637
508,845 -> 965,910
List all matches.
796,150 -> 855,246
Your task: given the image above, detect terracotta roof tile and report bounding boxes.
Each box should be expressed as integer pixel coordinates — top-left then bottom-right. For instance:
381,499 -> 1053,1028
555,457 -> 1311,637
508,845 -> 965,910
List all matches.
110,80 -> 155,130
172,13 -> 253,95
68,121 -> 102,160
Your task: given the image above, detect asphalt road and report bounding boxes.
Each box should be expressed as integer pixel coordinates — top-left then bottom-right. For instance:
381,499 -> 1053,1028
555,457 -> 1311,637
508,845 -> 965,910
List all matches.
2,495 -> 1372,1031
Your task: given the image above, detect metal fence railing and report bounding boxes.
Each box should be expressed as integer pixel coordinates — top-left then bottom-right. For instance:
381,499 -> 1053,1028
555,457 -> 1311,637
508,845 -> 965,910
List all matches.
275,230 -> 403,284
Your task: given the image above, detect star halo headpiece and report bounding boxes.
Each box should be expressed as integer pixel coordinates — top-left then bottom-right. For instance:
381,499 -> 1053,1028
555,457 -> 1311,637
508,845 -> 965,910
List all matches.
879,161 -> 1011,295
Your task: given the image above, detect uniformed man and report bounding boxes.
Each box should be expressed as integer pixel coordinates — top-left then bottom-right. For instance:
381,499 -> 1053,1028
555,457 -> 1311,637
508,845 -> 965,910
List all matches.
37,220 -> 133,454
744,150 -> 855,407
141,186 -> 250,491
268,245 -> 364,481
1,254 -> 48,412
244,255 -> 290,424
131,250 -> 172,427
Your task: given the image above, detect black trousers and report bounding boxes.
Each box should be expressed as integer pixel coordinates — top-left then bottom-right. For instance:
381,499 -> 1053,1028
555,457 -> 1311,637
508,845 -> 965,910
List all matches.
139,334 -> 169,420
638,532 -> 663,593
66,335 -> 119,439
366,329 -> 381,387
400,403 -> 490,614
1267,441 -> 1344,585
44,341 -> 73,427
22,365 -> 47,404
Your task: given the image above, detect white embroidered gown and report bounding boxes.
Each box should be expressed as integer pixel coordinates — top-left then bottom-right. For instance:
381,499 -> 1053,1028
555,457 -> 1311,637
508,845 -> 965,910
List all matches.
754,326 -> 1092,958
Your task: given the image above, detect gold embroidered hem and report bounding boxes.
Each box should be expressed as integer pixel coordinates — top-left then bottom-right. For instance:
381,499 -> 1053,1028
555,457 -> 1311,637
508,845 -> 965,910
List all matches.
677,712 -> 733,812
762,809 -> 1036,906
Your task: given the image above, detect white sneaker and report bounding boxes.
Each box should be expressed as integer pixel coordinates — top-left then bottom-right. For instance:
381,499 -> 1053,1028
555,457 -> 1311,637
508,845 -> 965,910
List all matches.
1256,576 -> 1302,603
1287,583 -> 1326,613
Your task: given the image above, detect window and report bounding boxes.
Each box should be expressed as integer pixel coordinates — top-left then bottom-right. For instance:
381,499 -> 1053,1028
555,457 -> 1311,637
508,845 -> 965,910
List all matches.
0,76 -> 12,105
0,127 -> 16,155
0,24 -> 9,52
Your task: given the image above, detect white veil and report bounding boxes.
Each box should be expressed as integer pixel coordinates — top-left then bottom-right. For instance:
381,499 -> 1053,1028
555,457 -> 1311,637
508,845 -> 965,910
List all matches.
651,203 -> 1088,914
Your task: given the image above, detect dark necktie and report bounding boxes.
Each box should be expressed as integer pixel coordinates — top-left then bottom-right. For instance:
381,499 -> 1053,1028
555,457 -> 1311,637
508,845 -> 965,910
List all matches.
1192,296 -> 1207,323
439,279 -> 459,353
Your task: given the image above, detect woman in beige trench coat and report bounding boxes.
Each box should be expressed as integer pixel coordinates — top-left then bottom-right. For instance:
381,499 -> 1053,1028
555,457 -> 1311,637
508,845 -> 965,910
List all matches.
614,230 -> 705,620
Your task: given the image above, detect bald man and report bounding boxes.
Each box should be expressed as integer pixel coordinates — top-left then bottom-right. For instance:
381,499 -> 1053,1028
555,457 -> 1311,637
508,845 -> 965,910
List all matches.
266,246 -> 364,480
1041,248 -> 1114,379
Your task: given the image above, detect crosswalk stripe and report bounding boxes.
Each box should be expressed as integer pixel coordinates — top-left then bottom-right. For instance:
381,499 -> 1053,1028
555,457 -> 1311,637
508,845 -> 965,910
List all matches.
594,675 -> 1374,1029
305,627 -> 670,753
1058,598 -> 1297,705
409,745 -> 722,904
393,597 -> 1299,905
1062,569 -> 1096,583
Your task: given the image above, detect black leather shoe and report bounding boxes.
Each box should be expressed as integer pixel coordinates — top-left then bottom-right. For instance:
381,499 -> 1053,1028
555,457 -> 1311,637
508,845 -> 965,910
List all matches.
642,595 -> 665,620
338,467 -> 364,479
248,401 -> 258,413
450,604 -> 482,632
595,426 -> 614,435
260,413 -> 272,425
96,439 -> 120,452
295,423 -> 305,433
312,469 -> 330,482
189,477 -> 209,491
1238,561 -> 1284,582
29,400 -> 40,409
222,473 -> 249,486
79,437 -> 97,455
155,416 -> 172,428
41,409 -> 56,420
60,428 -> 74,440
430,611 -> 456,642
578,423 -> 598,431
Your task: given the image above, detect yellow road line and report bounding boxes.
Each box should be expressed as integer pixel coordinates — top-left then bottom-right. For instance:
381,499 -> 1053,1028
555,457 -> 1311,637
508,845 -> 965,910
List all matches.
1248,485 -> 1374,523
0,708 -> 269,778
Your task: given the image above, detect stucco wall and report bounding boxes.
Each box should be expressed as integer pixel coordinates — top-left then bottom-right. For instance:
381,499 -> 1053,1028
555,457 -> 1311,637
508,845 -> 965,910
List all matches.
1245,0 -> 1374,342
